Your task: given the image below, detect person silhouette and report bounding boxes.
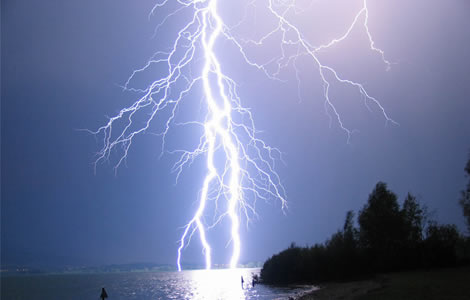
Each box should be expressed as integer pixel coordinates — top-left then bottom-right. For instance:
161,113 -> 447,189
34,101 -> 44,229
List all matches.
100,287 -> 108,300
241,276 -> 244,289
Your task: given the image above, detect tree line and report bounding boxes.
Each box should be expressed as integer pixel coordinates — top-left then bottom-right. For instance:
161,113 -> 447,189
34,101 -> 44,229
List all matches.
261,155 -> 470,284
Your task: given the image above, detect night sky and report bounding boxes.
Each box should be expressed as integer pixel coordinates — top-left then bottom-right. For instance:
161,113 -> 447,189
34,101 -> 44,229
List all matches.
2,0 -> 470,268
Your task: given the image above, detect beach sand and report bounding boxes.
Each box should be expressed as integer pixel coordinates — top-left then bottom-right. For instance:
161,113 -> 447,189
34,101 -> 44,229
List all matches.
297,279 -> 382,300
296,266 -> 470,300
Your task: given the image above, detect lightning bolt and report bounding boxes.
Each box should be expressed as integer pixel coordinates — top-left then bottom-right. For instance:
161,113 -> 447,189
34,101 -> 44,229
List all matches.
91,0 -> 395,271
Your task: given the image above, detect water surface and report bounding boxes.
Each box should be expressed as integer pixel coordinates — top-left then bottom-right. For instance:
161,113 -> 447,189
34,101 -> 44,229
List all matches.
2,268 -> 314,299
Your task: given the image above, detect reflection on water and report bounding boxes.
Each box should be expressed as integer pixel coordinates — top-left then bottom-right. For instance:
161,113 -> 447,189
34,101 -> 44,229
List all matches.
1,268 -> 314,300
190,268 -> 249,299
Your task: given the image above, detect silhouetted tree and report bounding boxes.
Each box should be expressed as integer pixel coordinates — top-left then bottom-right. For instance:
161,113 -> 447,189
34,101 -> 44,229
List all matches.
401,193 -> 427,267
260,242 -> 310,284
358,182 -> 406,271
459,154 -> 470,234
343,210 -> 357,239
326,210 -> 361,278
260,212 -> 363,284
424,223 -> 459,267
342,210 -> 359,263
402,193 -> 426,242
261,181 -> 467,285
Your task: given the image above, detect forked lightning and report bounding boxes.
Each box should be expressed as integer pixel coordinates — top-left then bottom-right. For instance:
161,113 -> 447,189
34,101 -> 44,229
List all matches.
92,0 -> 395,271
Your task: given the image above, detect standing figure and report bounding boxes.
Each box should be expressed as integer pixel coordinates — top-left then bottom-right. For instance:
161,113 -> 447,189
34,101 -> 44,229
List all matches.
241,276 -> 244,289
100,287 -> 108,300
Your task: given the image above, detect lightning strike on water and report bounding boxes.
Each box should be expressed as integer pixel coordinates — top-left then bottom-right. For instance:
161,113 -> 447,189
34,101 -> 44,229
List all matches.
91,0 -> 396,271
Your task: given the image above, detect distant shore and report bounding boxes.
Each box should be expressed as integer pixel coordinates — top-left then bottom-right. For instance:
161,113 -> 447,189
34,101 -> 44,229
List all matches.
297,266 -> 470,300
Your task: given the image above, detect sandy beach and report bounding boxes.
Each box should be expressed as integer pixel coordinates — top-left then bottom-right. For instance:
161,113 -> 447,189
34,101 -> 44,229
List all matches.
297,266 -> 470,300
297,279 -> 381,300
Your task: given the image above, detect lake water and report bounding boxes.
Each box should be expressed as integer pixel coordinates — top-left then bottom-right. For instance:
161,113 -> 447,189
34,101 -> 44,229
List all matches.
1,268 -> 315,299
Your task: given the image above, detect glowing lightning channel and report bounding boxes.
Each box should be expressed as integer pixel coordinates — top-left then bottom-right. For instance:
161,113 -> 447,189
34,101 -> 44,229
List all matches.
177,0 -> 243,270
91,0 -> 396,272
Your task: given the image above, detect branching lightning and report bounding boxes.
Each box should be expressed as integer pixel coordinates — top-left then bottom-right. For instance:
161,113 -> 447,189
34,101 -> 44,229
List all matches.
92,0 -> 396,271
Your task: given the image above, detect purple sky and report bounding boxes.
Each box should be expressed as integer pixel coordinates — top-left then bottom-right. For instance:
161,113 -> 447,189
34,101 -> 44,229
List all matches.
2,0 -> 470,268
